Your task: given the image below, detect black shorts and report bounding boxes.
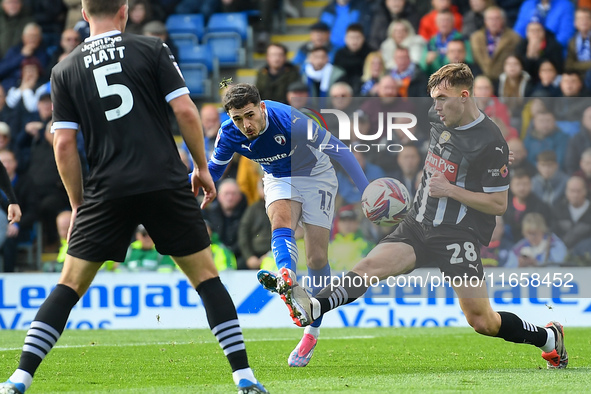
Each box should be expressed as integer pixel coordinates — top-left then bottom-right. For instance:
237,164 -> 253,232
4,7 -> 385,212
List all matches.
68,185 -> 210,262
379,216 -> 484,279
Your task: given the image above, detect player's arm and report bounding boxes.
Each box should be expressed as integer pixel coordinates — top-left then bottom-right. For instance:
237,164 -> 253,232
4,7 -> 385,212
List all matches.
429,172 -> 508,216
0,159 -> 21,224
207,129 -> 235,182
292,113 -> 369,192
169,95 -> 216,208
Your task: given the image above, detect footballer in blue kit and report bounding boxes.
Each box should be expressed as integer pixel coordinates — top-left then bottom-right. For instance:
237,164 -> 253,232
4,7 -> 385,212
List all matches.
209,83 -> 368,367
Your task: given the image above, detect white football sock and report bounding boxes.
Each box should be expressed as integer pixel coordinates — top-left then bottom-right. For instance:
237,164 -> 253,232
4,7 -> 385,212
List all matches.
304,326 -> 320,338
311,297 -> 321,320
232,367 -> 256,385
540,327 -> 555,352
9,369 -> 33,390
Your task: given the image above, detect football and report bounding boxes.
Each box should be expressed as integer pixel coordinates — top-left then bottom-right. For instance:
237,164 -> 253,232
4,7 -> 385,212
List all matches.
361,178 -> 412,226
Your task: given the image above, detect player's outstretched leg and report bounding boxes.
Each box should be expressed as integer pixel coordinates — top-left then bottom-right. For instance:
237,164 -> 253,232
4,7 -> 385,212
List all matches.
287,264 -> 331,367
257,228 -> 297,293
278,269 -> 368,327
494,312 -> 567,369
1,284 -> 80,393
197,277 -> 268,393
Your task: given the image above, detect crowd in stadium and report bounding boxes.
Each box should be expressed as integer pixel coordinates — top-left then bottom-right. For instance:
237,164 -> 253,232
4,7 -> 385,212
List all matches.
0,0 -> 591,272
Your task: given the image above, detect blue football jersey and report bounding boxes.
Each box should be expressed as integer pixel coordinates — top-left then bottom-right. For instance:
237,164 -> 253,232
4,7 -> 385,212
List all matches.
209,100 -> 333,179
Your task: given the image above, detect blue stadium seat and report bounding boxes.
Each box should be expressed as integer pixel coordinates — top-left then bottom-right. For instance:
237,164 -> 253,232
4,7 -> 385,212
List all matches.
169,33 -> 198,48
203,12 -> 252,67
176,44 -> 219,99
165,14 -> 205,42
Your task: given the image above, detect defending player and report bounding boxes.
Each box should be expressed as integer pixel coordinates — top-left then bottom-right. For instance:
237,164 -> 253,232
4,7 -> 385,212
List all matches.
276,63 -> 568,369
209,83 -> 368,367
0,1 -> 267,393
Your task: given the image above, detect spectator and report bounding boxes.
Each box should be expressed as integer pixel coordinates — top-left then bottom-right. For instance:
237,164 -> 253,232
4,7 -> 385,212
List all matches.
393,144 -> 421,198
554,72 -> 591,137
369,0 -> 420,49
503,168 -> 551,243
497,55 -> 533,123
202,178 -> 248,268
360,51 -> 386,96
507,136 -> 537,177
473,75 -> 512,128
14,88 -> 52,171
359,75 -> 411,133
422,10 -> 469,74
174,0 -> 221,24
490,116 -> 520,141
495,0 -> 524,28
565,7 -> 591,76
286,81 -> 310,109
462,0 -> 492,38
481,216 -> 513,267
29,0 -> 67,48
238,180 -> 271,270
573,147 -> 591,191
142,20 -> 178,60
0,22 -> 48,91
204,220 -> 237,272
0,148 -> 36,272
529,59 -> 562,97
118,225 -> 176,272
470,6 -> 521,82
523,110 -> 569,168
513,0 -> 575,48
328,205 -> 374,271
552,175 -> 591,252
292,22 -> 334,68
256,43 -> 300,105
236,155 -> 262,206
0,0 -> 32,59
319,0 -> 365,50
0,123 -> 11,152
63,0 -> 82,30
516,21 -> 563,82
531,150 -> 567,205
337,149 -> 385,205
333,23 -> 373,94
324,82 -> 355,135
445,39 -> 482,76
303,46 -> 345,98
380,19 -> 426,70
125,0 -> 153,35
43,209 -> 71,272
418,0 -> 463,41
47,28 -> 81,71
390,46 -> 428,97
566,107 -> 591,174
4,57 -> 43,117
505,212 -> 567,267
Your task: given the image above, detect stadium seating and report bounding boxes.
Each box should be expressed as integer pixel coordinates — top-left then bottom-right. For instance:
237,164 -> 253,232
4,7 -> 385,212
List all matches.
177,43 -> 219,99
203,13 -> 252,67
165,14 -> 205,42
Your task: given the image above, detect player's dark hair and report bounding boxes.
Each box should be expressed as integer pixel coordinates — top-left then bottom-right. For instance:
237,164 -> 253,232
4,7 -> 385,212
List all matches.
82,0 -> 127,17
222,83 -> 261,113
427,63 -> 474,94
346,23 -> 364,35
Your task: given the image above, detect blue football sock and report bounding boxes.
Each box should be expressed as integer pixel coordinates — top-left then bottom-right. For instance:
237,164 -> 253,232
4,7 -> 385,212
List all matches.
271,228 -> 297,271
308,264 -> 331,328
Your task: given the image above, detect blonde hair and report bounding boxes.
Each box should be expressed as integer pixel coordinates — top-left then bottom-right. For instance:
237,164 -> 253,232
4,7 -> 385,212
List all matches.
522,212 -> 548,234
361,51 -> 385,82
427,63 -> 474,94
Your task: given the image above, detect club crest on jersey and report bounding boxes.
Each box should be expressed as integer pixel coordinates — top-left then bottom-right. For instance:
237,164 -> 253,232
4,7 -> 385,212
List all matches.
439,131 -> 451,144
274,134 -> 286,145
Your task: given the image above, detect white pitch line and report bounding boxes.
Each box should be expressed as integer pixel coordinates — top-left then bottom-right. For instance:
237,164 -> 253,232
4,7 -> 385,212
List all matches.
0,335 -> 375,352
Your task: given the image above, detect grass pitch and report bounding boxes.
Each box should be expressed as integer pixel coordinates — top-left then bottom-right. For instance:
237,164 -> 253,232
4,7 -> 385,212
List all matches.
1,327 -> 590,393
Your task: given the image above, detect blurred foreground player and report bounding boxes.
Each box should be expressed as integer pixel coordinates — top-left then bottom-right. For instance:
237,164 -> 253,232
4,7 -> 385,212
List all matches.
277,63 -> 568,369
208,83 -> 368,367
0,1 -> 267,393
